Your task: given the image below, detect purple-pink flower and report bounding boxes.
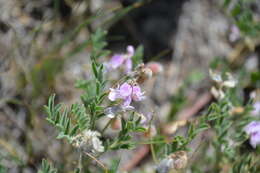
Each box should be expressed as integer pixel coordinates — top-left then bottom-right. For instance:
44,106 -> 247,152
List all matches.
108,45 -> 135,73
108,82 -> 145,109
244,121 -> 260,148
252,102 -> 260,116
229,25 -> 240,42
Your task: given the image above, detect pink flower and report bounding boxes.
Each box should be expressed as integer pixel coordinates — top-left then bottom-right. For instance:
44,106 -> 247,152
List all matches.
108,45 -> 135,73
229,25 -> 240,42
244,121 -> 260,148
108,82 -> 145,109
132,85 -> 145,101
252,102 -> 260,116
119,83 -> 132,97
109,54 -> 125,69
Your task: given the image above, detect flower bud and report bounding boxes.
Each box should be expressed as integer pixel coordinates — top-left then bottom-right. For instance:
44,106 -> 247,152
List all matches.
163,120 -> 187,135
146,62 -> 163,75
144,125 -> 157,138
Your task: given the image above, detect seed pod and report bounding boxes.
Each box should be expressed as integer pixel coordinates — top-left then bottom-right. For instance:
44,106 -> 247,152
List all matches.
111,117 -> 121,130
170,151 -> 188,170
230,106 -> 244,115
143,125 -> 157,138
156,157 -> 173,173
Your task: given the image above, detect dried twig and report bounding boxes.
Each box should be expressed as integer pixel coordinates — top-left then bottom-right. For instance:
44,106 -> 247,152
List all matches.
121,144 -> 150,172
163,92 -> 212,135
84,152 -> 108,173
177,92 -> 212,121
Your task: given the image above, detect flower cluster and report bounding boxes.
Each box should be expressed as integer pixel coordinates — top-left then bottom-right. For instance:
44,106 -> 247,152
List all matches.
108,82 -> 145,111
156,151 -> 188,173
72,130 -> 104,154
209,69 -> 237,99
244,121 -> 260,148
107,45 -> 135,73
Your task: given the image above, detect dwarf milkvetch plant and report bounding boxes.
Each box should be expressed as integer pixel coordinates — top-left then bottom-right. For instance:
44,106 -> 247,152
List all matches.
41,28 -> 260,173
154,68 -> 260,173
43,28 -> 157,172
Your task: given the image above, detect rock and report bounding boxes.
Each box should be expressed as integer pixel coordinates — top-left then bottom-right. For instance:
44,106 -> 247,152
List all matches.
172,0 -> 232,77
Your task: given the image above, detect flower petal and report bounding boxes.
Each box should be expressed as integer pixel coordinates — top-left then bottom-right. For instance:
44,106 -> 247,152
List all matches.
252,102 -> 260,116
132,85 -> 145,101
119,83 -> 132,97
127,45 -> 135,57
108,88 -> 119,101
109,54 -> 125,69
244,121 -> 260,135
250,132 -> 260,148
122,96 -> 132,108
124,58 -> 133,73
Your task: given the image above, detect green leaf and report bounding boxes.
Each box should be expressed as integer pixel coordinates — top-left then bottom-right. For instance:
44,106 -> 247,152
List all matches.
38,159 -> 57,173
44,95 -> 91,142
132,45 -> 144,68
108,159 -> 121,173
231,3 -> 242,17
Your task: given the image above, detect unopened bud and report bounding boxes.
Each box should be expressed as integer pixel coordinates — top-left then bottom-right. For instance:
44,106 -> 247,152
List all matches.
146,62 -> 163,74
144,125 -> 157,138
163,120 -> 187,135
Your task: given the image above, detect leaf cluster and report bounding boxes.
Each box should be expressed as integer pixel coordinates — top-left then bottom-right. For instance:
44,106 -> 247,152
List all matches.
44,95 -> 91,142
37,159 -> 57,173
224,0 -> 260,37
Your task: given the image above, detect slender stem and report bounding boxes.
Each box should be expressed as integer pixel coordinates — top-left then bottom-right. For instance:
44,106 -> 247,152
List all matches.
78,152 -> 83,173
109,139 -> 166,149
150,142 -> 158,163
101,118 -> 113,134
84,152 -> 108,173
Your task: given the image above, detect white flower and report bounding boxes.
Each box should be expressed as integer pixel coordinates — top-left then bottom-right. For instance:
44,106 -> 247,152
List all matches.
222,73 -> 237,88
209,70 -> 237,88
211,86 -> 225,100
72,130 -> 104,154
209,70 -> 237,100
104,105 -> 134,119
209,69 -> 222,83
156,151 -> 188,173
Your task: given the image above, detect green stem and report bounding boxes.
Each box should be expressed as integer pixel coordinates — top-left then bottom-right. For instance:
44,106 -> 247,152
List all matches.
150,142 -> 158,163
78,152 -> 82,173
108,139 -> 166,150
101,119 -> 113,134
